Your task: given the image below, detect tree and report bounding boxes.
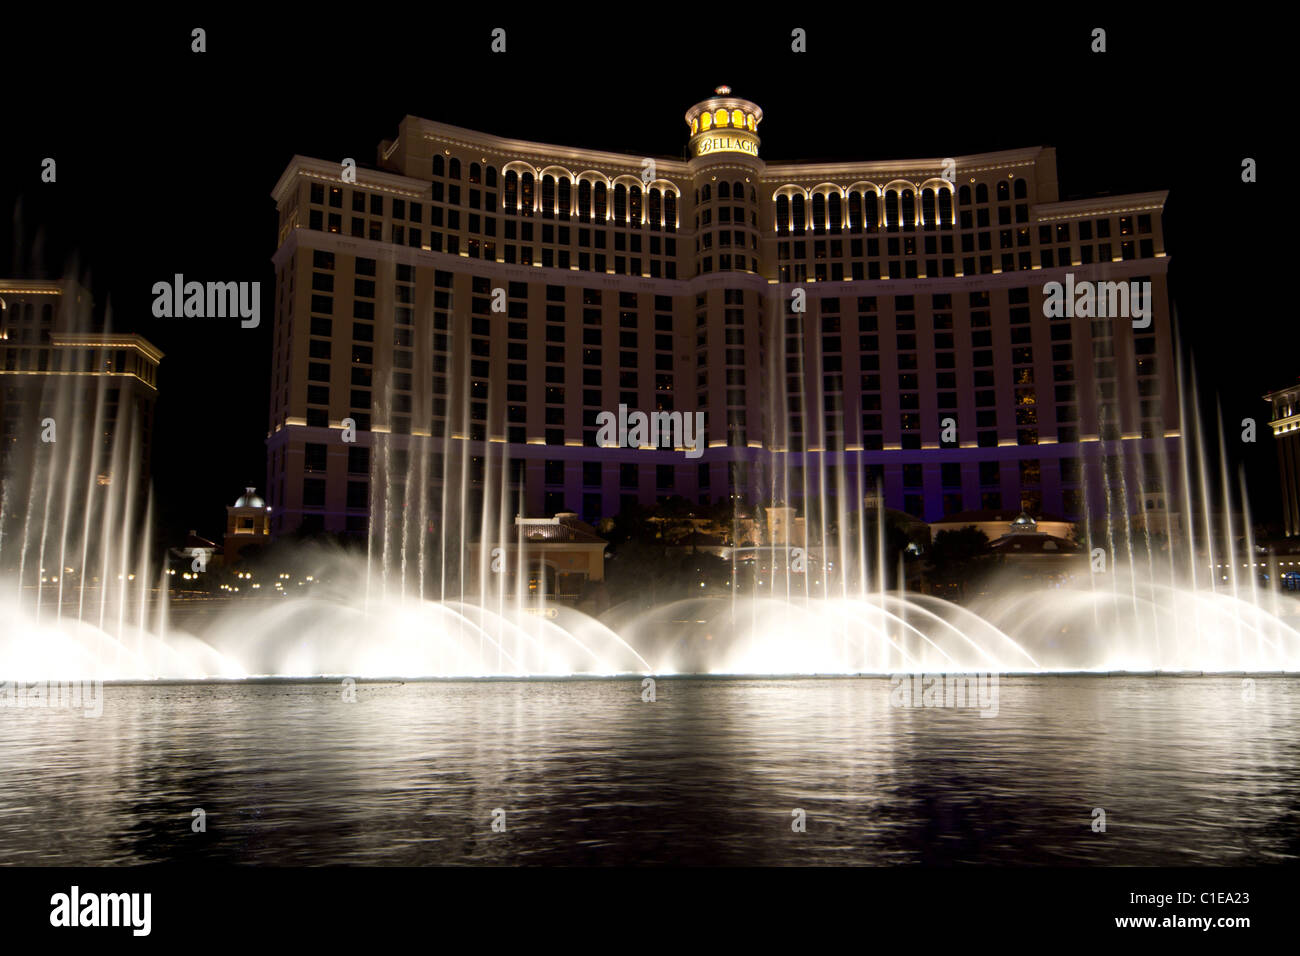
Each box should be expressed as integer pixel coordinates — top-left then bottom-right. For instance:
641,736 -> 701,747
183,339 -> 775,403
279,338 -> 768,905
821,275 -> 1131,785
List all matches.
926,526 -> 998,597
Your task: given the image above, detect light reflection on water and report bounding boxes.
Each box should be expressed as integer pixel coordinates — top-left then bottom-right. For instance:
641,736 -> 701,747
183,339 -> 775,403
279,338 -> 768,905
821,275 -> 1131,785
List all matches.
1,676 -> 1297,865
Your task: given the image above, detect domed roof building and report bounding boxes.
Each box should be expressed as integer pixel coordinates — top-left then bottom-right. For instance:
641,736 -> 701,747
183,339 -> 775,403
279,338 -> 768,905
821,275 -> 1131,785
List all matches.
233,488 -> 266,509
226,486 -> 271,565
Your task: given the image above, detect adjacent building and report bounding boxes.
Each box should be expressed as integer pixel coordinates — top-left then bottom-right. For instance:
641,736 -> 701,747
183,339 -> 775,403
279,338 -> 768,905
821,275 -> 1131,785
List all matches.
266,89 -> 1179,541
1265,381 -> 1300,537
0,279 -> 162,566
225,487 -> 272,565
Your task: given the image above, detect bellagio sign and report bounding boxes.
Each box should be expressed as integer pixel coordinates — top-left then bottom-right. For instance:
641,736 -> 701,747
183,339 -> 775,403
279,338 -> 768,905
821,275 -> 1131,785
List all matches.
694,132 -> 759,157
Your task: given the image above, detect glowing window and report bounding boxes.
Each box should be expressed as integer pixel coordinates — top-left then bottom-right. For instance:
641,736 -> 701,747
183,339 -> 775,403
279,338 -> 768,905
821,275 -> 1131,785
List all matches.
714,108 -> 728,127
691,118 -> 698,135
746,114 -> 756,131
701,112 -> 712,131
731,109 -> 744,127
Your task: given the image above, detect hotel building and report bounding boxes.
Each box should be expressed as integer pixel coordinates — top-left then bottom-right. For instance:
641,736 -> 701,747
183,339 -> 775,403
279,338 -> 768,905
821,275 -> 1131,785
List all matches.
1265,381 -> 1300,537
266,89 -> 1179,539
0,278 -> 163,563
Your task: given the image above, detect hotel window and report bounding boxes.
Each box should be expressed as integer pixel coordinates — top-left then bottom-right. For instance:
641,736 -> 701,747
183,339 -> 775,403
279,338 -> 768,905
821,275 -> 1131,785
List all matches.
302,479 -> 325,508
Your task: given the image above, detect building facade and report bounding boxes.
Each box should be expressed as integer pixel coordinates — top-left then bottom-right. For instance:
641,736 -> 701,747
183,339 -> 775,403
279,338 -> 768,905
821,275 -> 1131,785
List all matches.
1265,382 -> 1300,537
225,486 -> 272,565
0,279 -> 162,567
266,89 -> 1179,539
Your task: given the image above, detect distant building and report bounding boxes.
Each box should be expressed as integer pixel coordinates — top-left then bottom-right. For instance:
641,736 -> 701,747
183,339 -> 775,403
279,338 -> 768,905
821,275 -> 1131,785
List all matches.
1265,382 -> 1300,537
764,505 -> 805,546
225,487 -> 272,565
468,512 -> 606,602
169,530 -> 220,571
1131,489 -> 1183,543
0,279 -> 162,569
929,509 -> 1072,542
986,511 -> 1084,585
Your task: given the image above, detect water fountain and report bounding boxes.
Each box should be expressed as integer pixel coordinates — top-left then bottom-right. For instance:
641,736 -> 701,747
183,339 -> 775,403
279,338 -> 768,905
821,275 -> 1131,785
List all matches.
2,283 -> 1298,681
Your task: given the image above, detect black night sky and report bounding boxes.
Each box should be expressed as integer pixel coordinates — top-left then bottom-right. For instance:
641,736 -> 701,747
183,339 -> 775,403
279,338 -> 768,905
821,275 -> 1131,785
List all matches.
1,12 -> 1282,544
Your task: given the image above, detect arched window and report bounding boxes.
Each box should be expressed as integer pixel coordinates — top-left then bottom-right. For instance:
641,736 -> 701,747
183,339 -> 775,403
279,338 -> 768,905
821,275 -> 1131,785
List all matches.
921,189 -> 937,229
664,191 -> 677,232
504,171 -> 518,210
958,184 -> 971,205
750,187 -> 756,203
718,181 -> 730,200
1013,177 -> 1027,199
701,183 -> 711,202
557,178 -> 571,219
847,192 -> 863,233
733,181 -> 744,200
594,182 -> 608,220
714,108 -> 728,127
470,162 -> 482,184
541,176 -> 556,218
811,193 -> 827,233
701,112 -> 712,131
901,190 -> 916,231
938,187 -> 953,226
432,154 -> 445,177
864,192 -> 879,232
975,182 -> 988,204
648,188 -> 662,229
578,180 -> 592,221
828,193 -> 843,234
776,195 -> 790,232
485,166 -> 497,188
791,194 -> 806,234
613,184 -> 627,223
449,157 -> 461,180
520,173 -> 535,215
629,186 -> 642,225
884,190 -> 900,232
996,180 -> 1010,202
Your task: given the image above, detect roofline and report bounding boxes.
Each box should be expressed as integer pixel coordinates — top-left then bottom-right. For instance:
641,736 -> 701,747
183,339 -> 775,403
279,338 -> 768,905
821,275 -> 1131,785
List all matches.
1033,190 -> 1168,219
271,154 -> 430,203
51,332 -> 165,363
404,116 -> 691,175
760,146 -> 1050,181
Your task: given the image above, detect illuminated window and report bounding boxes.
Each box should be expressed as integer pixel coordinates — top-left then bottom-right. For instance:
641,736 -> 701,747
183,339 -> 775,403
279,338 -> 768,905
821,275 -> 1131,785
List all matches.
701,112 -> 712,131
520,173 -> 534,214
714,108 -> 728,127
731,109 -> 744,127
746,114 -> 756,131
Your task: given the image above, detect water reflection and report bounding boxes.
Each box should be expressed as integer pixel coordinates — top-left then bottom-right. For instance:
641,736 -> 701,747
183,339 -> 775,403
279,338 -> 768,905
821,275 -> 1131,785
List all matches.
0,676 -> 1297,865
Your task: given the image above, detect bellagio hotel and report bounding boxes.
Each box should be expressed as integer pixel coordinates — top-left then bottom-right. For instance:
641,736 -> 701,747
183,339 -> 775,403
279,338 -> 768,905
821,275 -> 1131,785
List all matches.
266,88 -> 1178,537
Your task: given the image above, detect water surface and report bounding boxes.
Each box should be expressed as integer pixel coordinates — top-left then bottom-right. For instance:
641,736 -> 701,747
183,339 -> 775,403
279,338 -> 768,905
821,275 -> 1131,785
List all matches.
1,676 -> 1297,865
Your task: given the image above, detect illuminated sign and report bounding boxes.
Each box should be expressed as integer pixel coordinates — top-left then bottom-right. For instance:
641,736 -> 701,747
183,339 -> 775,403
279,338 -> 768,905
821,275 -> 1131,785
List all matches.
694,132 -> 758,157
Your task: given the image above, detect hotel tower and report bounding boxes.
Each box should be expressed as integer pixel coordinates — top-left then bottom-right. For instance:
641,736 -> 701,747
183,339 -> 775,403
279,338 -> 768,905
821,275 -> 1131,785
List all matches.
267,88 -> 1178,541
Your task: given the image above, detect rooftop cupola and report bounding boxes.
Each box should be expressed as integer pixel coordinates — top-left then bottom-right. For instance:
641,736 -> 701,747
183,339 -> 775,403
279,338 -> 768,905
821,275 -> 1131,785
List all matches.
685,87 -> 762,159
